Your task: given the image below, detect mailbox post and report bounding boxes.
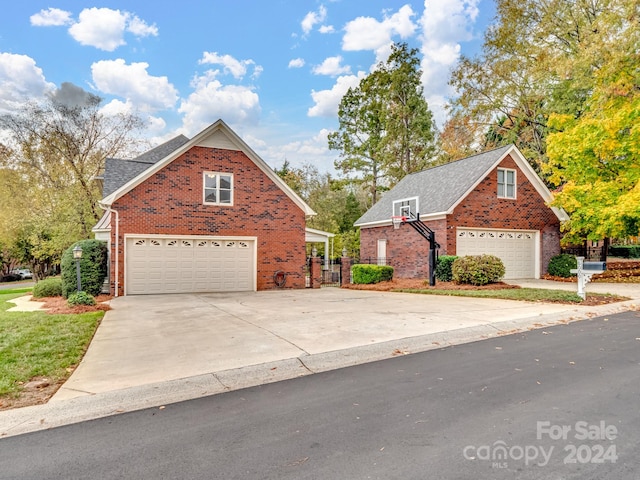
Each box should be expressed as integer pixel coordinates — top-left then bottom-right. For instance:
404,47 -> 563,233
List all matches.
570,256 -> 606,300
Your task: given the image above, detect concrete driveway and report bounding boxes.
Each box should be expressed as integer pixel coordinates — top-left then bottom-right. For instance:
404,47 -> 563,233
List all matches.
52,285 -> 637,401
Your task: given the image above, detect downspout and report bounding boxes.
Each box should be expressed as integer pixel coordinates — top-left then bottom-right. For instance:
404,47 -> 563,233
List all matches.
98,202 -> 120,297
112,207 -> 120,297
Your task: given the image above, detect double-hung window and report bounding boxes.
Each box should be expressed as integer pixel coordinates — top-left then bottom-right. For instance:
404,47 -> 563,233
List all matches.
497,168 -> 516,199
204,172 -> 233,205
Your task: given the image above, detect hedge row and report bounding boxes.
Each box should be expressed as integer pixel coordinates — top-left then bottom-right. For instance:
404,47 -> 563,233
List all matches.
609,245 -> 640,259
352,264 -> 394,284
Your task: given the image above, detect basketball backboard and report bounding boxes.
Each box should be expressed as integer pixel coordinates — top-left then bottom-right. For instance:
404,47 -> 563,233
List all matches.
392,197 -> 418,220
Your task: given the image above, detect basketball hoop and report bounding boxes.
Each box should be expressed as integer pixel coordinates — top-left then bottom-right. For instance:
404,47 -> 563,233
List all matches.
391,215 -> 406,230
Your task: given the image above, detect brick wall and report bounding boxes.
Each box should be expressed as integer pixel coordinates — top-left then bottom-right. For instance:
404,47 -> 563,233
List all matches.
448,155 -> 560,274
359,155 -> 561,278
109,146 -> 306,295
360,218 -> 447,279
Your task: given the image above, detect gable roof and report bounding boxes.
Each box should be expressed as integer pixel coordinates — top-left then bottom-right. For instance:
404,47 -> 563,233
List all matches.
99,119 -> 315,216
355,144 -> 568,227
101,135 -> 190,197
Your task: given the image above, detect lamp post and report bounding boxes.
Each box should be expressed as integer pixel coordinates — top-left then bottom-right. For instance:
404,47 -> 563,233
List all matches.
73,245 -> 83,292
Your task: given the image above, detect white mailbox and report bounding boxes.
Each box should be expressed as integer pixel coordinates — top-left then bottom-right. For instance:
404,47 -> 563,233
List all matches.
570,256 -> 606,300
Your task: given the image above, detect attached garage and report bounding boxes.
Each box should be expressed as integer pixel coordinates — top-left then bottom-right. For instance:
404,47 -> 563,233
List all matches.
125,235 -> 256,295
456,228 -> 538,279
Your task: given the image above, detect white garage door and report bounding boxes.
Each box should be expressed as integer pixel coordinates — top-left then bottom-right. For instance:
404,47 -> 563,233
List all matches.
456,228 -> 536,279
126,236 -> 255,295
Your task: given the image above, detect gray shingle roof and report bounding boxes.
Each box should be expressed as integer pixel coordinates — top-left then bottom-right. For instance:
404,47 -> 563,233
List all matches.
102,135 -> 189,197
355,144 -> 514,226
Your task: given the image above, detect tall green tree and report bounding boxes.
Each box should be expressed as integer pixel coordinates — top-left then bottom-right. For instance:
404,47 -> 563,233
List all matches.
328,71 -> 388,204
380,43 -> 437,183
329,42 -> 437,204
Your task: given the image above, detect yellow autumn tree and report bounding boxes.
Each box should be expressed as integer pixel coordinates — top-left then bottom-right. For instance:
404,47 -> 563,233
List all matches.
546,66 -> 639,242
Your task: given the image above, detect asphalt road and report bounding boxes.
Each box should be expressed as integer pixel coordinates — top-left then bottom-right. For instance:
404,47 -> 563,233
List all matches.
1,311 -> 639,479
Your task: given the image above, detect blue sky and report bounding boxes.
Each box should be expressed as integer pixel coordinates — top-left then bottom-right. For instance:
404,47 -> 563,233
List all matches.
0,1 -> 494,173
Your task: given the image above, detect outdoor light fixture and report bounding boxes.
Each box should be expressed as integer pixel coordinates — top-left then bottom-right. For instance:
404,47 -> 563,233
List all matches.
342,247 -> 348,257
73,245 -> 83,292
312,246 -> 317,257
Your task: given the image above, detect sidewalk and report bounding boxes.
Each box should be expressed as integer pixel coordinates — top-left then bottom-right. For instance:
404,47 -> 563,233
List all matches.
1,284 -> 637,438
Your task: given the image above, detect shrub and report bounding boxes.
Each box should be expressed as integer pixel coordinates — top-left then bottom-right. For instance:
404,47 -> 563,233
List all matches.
67,291 -> 96,306
609,245 -> 640,259
435,255 -> 458,282
61,239 -> 108,298
548,254 -> 577,278
32,278 -> 63,298
352,264 -> 394,284
452,255 -> 505,286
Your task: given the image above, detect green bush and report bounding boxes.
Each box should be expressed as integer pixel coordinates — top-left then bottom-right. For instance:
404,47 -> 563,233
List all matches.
32,277 -> 63,298
452,255 -> 506,286
435,255 -> 458,282
67,291 -> 96,306
548,254 -> 578,278
352,264 -> 394,284
609,245 -> 640,259
61,239 -> 108,298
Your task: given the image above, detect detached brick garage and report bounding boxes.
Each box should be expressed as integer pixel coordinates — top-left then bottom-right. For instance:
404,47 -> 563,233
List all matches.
93,120 -> 316,296
355,145 -> 569,279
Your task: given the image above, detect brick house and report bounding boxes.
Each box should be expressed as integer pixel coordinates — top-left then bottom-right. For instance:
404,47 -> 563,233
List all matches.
354,145 -> 569,279
93,119 -> 321,296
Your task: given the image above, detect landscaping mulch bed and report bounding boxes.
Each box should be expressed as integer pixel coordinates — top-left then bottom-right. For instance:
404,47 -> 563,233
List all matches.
36,295 -> 113,314
543,260 -> 640,283
342,278 -> 627,306
343,278 -> 518,291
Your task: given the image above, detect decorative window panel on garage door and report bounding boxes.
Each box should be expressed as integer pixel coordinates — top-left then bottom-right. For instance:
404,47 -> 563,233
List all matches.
456,228 -> 536,279
126,236 -> 255,295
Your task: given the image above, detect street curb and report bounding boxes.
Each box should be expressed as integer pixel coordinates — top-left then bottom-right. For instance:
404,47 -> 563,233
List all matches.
0,299 -> 636,438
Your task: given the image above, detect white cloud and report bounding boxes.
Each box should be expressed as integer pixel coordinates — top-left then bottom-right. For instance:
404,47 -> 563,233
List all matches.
91,59 -> 178,111
419,0 -> 480,126
250,128 -> 336,173
30,7 -> 72,26
312,56 -> 351,76
178,70 -> 261,136
68,8 -> 127,51
308,73 -> 365,117
301,5 -> 327,35
342,5 -> 417,61
0,53 -> 55,111
199,52 -> 260,79
68,8 -> 157,51
126,15 -> 158,37
319,25 -> 335,34
288,58 -> 305,68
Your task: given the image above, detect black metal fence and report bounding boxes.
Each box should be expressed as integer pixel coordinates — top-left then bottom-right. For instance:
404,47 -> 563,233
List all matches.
561,246 -> 607,262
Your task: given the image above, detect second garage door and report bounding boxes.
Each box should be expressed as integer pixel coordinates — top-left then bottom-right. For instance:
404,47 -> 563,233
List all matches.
456,228 -> 537,279
125,236 -> 255,295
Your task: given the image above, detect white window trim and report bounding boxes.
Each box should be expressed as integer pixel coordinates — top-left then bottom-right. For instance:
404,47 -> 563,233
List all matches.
203,171 -> 234,206
392,196 -> 419,219
497,168 -> 517,199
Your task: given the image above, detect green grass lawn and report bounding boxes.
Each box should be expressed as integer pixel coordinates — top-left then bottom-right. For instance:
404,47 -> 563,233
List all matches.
393,287 -> 626,303
0,292 -> 104,397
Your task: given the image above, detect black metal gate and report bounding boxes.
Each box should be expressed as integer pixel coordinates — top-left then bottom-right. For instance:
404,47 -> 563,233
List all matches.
306,257 -> 342,287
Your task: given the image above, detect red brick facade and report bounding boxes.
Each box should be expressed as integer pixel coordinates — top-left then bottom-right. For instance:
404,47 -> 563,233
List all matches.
108,146 -> 307,296
360,155 -> 561,278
